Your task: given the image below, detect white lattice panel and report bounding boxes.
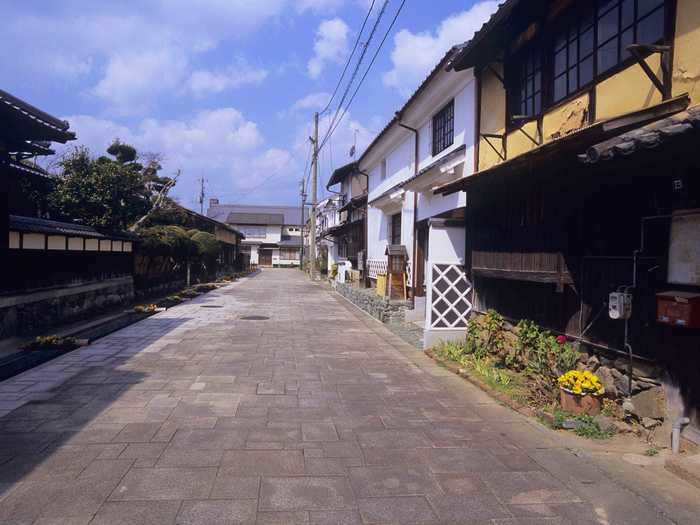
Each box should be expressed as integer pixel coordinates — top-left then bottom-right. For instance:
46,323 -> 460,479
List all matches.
427,262 -> 472,329
367,258 -> 387,280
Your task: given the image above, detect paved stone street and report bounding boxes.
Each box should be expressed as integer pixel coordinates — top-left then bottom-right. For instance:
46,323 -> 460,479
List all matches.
0,269 -> 687,524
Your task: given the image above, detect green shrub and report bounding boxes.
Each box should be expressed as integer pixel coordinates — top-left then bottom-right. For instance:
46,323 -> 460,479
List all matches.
179,289 -> 200,298
195,284 -> 217,292
22,335 -> 79,352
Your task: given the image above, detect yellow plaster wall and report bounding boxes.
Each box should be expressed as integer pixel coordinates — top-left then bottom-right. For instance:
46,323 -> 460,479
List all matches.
595,55 -> 663,120
478,64 -> 506,171
506,121 -> 540,159
672,0 -> 700,105
542,93 -> 590,140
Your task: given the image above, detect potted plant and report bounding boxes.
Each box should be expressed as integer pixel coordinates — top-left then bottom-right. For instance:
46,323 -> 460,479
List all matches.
557,370 -> 605,416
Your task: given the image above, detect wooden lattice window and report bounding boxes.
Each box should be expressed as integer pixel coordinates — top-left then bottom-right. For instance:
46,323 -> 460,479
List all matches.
390,213 -> 401,245
432,100 -> 454,156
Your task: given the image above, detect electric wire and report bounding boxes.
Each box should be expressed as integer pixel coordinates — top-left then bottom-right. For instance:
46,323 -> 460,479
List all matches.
319,0 -> 377,115
319,0 -> 406,152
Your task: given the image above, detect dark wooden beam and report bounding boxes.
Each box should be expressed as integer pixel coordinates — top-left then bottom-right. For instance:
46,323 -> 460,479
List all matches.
627,44 -> 672,100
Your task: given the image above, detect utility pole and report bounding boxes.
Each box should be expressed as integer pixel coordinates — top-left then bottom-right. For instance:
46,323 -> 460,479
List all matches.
198,177 -> 206,215
309,112 -> 319,280
299,179 -> 307,271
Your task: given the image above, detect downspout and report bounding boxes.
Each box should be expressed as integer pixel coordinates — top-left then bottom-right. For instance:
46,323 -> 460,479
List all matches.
396,111 -> 419,300
356,168 -> 370,288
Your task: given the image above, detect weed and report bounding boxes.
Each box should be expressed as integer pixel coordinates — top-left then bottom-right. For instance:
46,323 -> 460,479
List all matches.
644,446 -> 659,457
552,409 -> 613,439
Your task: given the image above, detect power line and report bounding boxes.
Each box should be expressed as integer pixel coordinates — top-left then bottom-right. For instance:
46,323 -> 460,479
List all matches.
319,0 -> 406,152
320,0 -> 388,151
229,159 -> 294,204
320,0 -> 377,115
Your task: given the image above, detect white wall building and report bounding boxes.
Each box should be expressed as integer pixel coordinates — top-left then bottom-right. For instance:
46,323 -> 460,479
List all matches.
207,202 -> 305,267
355,49 -> 476,347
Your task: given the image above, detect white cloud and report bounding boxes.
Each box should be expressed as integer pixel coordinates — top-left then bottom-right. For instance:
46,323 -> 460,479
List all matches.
382,1 -> 500,97
51,108 -> 301,205
295,0 -> 345,13
285,91 -> 331,113
307,18 -> 349,79
187,60 -> 269,98
93,49 -> 188,115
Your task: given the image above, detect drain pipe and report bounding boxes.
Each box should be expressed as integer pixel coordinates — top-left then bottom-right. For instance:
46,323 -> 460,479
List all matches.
395,111 -> 419,301
673,417 -> 690,454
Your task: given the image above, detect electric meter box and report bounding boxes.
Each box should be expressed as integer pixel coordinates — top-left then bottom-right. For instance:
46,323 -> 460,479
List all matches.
609,292 -> 632,320
656,291 -> 700,329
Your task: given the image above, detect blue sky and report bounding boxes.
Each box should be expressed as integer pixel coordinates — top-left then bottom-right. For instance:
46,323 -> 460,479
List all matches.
3,0 -> 498,210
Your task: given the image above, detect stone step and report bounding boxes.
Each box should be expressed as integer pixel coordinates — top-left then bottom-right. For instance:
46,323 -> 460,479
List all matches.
665,454 -> 700,490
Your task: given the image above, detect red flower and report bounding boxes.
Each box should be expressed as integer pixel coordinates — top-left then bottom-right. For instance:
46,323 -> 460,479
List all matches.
556,335 -> 567,344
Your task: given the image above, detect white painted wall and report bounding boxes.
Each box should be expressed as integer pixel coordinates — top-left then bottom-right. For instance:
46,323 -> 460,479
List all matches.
428,224 -> 465,264
361,64 -> 475,281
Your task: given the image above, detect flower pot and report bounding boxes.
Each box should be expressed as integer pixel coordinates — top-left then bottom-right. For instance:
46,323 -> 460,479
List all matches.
559,388 -> 602,416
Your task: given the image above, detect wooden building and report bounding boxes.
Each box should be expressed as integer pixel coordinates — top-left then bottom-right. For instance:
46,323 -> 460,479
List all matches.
436,0 -> 700,438
0,89 -> 142,337
326,162 -> 368,278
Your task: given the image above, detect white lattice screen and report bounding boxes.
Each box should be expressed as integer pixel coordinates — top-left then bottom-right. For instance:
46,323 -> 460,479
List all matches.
427,262 -> 472,329
367,258 -> 387,279
367,258 -> 412,285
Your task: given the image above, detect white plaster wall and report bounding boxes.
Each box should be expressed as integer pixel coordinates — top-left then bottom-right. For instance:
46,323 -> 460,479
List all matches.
428,225 -> 465,264
367,206 -> 388,260
416,191 -> 467,222
250,245 -> 259,265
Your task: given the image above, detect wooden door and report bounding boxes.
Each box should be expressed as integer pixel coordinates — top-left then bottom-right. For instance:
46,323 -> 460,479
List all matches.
259,249 -> 272,267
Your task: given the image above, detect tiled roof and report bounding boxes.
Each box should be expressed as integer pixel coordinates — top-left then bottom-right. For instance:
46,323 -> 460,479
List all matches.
0,89 -> 76,144
580,105 -> 700,164
209,204 -> 305,225
227,212 -> 285,225
9,215 -> 137,240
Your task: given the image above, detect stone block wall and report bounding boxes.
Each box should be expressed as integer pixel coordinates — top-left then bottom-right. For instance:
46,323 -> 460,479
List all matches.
333,281 -> 411,324
0,277 -> 134,338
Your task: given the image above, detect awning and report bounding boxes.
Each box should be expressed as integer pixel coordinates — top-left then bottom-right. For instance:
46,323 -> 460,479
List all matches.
434,94 -> 691,195
402,144 -> 466,193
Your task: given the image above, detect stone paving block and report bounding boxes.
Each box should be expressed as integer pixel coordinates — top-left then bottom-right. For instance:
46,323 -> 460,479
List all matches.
257,382 -> 286,395
302,422 -> 339,442
32,517 -> 93,525
427,493 -> 512,522
221,450 -> 305,476
357,429 -> 432,449
210,475 -> 260,499
255,511 -> 310,524
156,446 -> 223,467
176,499 -> 257,525
305,458 -> 348,475
260,476 -> 356,511
424,447 -> 509,474
481,471 -> 583,505
321,441 -> 362,459
109,467 -> 217,500
349,465 -> 441,497
170,428 -> 248,450
90,501 -> 181,525
112,422 -> 161,442
358,496 -> 437,524
118,442 -> 167,460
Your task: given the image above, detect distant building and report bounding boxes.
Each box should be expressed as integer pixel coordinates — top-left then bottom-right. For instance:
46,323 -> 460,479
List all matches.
207,201 -> 305,267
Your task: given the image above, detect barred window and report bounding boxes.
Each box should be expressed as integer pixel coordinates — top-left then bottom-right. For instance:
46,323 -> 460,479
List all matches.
432,100 -> 454,156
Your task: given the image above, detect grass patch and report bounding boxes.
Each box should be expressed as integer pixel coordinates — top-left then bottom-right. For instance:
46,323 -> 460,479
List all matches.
552,408 -> 614,440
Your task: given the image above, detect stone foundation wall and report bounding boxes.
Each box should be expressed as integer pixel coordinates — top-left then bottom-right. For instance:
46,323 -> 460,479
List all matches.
333,281 -> 410,324
0,276 -> 134,338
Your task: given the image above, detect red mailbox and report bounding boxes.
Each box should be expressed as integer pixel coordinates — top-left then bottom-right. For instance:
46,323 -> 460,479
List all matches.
656,291 -> 700,329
